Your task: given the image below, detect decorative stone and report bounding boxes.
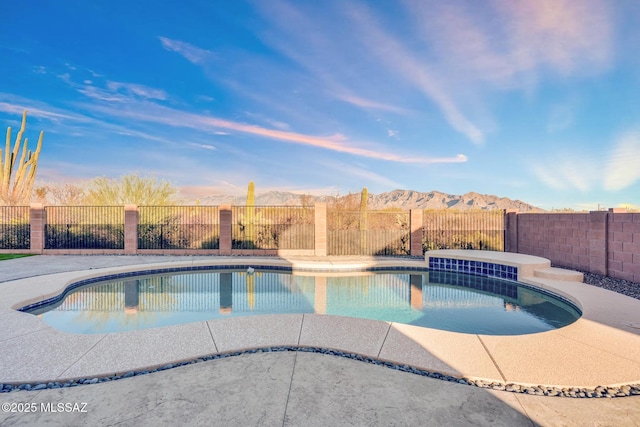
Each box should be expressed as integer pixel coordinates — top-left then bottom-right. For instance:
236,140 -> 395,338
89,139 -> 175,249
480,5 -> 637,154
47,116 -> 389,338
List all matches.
1,347 -> 638,399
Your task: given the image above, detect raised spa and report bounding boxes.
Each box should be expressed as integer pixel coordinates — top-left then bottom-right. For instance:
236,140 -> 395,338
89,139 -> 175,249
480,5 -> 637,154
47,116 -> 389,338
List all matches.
21,266 -> 581,335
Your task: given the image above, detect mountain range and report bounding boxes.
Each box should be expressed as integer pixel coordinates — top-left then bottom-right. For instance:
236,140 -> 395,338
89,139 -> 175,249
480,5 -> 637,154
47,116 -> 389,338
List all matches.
194,189 -> 543,212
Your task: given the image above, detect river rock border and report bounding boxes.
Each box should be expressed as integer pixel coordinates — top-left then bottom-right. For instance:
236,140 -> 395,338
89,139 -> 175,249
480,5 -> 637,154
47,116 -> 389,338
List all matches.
2,347 -> 639,398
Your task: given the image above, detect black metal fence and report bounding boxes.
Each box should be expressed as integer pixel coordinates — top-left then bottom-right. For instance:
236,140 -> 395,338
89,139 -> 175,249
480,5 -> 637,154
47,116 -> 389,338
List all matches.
0,206 -> 30,249
45,206 -> 124,249
231,206 -> 315,250
422,210 -> 504,251
327,210 -> 410,255
2,205 -> 506,254
138,206 -> 220,249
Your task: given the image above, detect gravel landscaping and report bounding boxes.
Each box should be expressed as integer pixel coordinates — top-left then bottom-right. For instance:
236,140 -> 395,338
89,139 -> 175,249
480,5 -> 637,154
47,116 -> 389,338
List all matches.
582,272 -> 640,300
552,265 -> 640,300
2,347 -> 640,398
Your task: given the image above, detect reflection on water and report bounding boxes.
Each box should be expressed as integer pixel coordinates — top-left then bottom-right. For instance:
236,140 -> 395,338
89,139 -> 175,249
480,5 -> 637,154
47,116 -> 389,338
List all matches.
31,270 -> 581,335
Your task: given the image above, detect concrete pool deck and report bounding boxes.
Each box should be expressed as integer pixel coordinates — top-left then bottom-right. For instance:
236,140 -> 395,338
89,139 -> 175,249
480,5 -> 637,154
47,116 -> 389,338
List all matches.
1,253 -> 640,425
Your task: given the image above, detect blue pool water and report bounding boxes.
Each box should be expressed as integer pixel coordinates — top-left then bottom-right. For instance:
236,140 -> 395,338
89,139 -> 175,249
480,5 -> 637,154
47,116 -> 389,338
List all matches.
25,269 -> 581,335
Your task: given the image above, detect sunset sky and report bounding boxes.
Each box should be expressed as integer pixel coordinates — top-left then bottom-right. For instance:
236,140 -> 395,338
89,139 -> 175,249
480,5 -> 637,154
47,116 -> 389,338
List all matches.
1,0 -> 639,210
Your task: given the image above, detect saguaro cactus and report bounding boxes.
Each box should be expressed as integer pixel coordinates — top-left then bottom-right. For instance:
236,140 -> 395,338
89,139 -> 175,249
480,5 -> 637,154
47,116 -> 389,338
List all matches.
246,181 -> 255,247
1,111 -> 43,205
359,187 -> 368,252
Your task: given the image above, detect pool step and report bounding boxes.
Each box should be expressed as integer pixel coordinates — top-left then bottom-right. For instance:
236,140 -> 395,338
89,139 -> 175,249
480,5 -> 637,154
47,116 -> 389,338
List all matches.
533,267 -> 583,282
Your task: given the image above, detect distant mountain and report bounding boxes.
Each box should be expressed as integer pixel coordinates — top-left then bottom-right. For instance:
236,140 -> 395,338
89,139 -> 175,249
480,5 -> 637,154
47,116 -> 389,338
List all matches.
367,190 -> 543,212
196,191 -> 326,206
194,189 -> 543,212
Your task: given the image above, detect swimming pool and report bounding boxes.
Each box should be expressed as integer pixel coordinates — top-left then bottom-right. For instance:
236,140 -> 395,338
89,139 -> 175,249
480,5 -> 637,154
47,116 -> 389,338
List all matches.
21,267 -> 581,335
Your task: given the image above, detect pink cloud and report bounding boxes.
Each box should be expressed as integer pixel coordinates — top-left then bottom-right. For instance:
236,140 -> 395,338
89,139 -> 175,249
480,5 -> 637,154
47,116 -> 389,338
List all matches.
196,115 -> 456,163
81,102 -> 467,164
496,0 -> 613,75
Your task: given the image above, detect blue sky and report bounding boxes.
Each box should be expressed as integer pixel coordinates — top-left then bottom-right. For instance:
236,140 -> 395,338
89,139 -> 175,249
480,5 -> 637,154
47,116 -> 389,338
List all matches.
1,0 -> 639,210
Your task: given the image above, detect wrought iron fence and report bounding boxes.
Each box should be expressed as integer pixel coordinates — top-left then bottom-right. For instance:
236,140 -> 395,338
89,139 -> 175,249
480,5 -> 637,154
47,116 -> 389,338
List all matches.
0,206 -> 30,249
327,210 -> 410,255
138,206 -> 220,249
422,210 -> 504,251
45,206 -> 124,249
2,204 -> 505,254
231,206 -> 315,250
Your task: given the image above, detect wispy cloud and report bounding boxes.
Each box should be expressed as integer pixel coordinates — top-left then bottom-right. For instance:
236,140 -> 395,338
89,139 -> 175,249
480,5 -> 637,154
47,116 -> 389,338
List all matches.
0,94 -> 179,148
532,130 -> 640,193
159,36 -> 217,65
251,0 -> 484,144
196,95 -> 215,103
51,68 -> 168,104
531,153 -> 597,192
0,97 -> 88,123
248,1 -> 428,137
334,93 -> 410,115
79,100 -> 467,164
244,112 -> 291,131
408,0 -> 614,90
407,1 -> 519,88
191,121 -> 466,164
347,4 -> 485,145
32,66 -> 47,75
78,80 -> 167,102
188,142 -> 216,151
77,85 -> 128,103
496,0 -> 613,76
604,131 -> 640,191
106,81 -> 167,100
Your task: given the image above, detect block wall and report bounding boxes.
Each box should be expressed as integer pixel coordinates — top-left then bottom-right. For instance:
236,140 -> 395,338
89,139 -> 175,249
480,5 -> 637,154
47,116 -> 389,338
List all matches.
607,213 -> 640,282
516,213 -> 590,272
511,212 -> 640,283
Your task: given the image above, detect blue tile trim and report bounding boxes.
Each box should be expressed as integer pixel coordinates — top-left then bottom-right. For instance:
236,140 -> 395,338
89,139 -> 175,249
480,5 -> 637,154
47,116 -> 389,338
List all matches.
428,257 -> 518,281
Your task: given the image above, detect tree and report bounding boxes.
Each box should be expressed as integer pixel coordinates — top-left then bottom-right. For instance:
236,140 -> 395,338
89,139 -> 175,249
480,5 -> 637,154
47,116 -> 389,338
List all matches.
299,193 -> 314,223
1,111 -> 44,205
327,191 -> 360,230
84,174 -> 177,205
33,182 -> 85,205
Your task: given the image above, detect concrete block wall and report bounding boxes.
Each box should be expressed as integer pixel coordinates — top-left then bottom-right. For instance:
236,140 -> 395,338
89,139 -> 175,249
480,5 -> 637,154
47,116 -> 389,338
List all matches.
410,209 -> 423,256
514,213 -> 590,272
314,203 -> 327,256
607,213 -> 640,282
508,211 -> 640,283
124,204 -> 138,255
29,203 -> 45,253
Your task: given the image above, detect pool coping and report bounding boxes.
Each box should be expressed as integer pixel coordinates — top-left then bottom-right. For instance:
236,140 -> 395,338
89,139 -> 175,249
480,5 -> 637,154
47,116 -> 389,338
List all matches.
1,251 -> 640,391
